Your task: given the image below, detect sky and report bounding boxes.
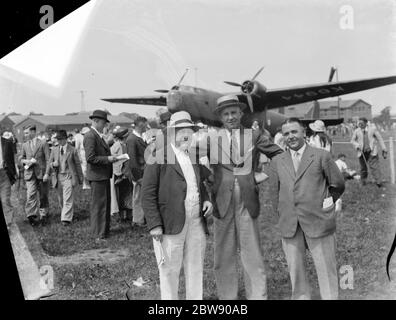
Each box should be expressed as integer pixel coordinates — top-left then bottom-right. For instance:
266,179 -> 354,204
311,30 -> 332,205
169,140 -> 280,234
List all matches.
0,0 -> 395,118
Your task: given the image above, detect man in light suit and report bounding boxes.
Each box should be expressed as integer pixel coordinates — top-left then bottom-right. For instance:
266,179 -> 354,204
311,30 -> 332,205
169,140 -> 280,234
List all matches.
46,130 -> 83,226
21,125 -> 50,226
84,110 -> 117,240
207,95 -> 283,300
270,117 -> 345,299
351,117 -> 387,187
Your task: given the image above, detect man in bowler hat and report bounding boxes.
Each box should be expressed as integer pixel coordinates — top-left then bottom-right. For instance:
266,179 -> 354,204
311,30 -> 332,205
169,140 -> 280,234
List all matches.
84,110 -> 117,240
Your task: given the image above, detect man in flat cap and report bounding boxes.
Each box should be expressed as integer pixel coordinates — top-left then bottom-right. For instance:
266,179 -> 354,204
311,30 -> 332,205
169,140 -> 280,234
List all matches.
46,130 -> 83,226
21,125 -> 50,226
84,110 -> 117,240
208,95 -> 283,300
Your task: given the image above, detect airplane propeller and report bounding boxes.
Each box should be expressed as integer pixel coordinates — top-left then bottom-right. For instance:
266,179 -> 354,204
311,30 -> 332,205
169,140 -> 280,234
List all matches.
224,66 -> 265,113
154,68 -> 190,93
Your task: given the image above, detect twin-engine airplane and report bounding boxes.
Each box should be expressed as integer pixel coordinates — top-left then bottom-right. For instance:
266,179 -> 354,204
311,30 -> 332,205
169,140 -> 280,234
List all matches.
102,67 -> 396,135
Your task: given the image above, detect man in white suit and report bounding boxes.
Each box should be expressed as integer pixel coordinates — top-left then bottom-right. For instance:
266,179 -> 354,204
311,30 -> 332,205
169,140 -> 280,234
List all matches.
351,117 -> 387,187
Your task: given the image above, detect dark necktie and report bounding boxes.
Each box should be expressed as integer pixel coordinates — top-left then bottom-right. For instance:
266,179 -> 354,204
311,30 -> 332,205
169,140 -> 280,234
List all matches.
61,147 -> 64,155
363,130 -> 370,153
230,132 -> 242,166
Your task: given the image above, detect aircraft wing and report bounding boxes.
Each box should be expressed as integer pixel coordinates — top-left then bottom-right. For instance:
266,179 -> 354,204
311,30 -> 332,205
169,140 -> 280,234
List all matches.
101,95 -> 167,106
261,75 -> 396,109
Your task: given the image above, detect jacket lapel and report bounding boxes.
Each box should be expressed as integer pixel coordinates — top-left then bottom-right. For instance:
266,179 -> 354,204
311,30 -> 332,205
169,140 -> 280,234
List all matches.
295,146 -> 314,182
280,151 -> 296,180
32,138 -> 41,157
91,128 -> 109,151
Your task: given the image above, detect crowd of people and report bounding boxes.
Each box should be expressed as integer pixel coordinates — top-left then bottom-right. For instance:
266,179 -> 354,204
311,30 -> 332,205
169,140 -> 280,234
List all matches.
0,97 -> 391,300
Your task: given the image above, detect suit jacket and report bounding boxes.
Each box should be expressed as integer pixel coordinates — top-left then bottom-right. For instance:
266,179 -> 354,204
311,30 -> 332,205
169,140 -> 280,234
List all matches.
126,132 -> 147,181
1,137 -> 17,185
208,127 -> 283,219
270,145 -> 345,239
21,137 -> 50,181
351,125 -> 387,157
46,144 -> 83,188
83,128 -> 112,181
141,146 -> 211,235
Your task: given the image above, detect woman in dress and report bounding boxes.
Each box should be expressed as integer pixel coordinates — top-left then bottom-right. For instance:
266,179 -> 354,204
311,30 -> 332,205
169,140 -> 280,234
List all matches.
110,128 -> 133,223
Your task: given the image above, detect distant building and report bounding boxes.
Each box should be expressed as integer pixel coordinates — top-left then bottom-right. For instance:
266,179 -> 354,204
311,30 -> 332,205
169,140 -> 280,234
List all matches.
14,114 -> 133,142
280,99 -> 372,122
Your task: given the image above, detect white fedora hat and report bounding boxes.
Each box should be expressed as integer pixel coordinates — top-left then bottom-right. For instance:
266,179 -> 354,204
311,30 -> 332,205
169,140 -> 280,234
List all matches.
309,120 -> 326,132
168,111 -> 199,130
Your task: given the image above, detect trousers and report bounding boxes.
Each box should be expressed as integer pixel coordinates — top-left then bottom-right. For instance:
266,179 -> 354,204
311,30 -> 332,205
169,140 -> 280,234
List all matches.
153,198 -> 206,300
282,224 -> 338,300
25,176 -> 49,218
56,173 -> 75,222
214,179 -> 267,300
90,180 -> 111,238
359,151 -> 382,183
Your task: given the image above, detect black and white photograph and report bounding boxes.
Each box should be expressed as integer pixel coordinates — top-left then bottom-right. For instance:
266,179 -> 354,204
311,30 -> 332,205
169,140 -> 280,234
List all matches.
0,0 -> 396,303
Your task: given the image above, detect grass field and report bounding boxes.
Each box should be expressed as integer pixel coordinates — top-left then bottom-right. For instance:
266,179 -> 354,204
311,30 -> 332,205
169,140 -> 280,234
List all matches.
13,130 -> 396,300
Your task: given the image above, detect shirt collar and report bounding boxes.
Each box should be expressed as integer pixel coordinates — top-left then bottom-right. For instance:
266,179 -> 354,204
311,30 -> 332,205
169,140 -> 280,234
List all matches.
133,130 -> 142,139
290,142 -> 306,157
91,126 -> 103,138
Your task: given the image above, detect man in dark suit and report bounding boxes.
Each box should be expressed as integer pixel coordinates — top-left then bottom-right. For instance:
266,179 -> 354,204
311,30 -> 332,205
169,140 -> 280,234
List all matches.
126,116 -> 148,226
0,132 -> 17,227
84,110 -> 117,240
270,117 -> 345,299
46,130 -> 83,226
142,111 -> 213,299
207,95 -> 283,300
21,125 -> 50,226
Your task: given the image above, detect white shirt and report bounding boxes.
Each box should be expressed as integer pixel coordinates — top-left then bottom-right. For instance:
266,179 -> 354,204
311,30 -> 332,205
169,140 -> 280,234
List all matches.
133,130 -> 143,139
290,143 -> 306,172
171,143 -> 199,203
335,159 -> 347,173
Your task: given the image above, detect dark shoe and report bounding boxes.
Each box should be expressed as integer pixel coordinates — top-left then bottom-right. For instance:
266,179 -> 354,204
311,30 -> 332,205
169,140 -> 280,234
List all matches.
61,221 -> 71,227
361,180 -> 367,186
28,216 -> 39,226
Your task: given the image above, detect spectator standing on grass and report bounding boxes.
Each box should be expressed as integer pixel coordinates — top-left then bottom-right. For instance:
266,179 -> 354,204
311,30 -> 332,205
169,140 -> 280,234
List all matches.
270,117 -> 345,300
126,116 -> 148,227
111,127 -> 133,223
351,117 -> 387,188
46,130 -> 83,226
308,120 -> 332,153
208,95 -> 283,300
84,110 -> 117,241
0,131 -> 17,228
142,111 -> 213,300
21,125 -> 50,226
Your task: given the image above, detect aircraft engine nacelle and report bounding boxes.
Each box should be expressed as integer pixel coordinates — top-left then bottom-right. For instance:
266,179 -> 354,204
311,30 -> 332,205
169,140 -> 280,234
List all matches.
241,80 -> 267,99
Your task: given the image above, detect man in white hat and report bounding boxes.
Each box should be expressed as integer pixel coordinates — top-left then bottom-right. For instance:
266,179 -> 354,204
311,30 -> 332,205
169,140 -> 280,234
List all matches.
208,95 -> 283,300
142,111 -> 213,300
